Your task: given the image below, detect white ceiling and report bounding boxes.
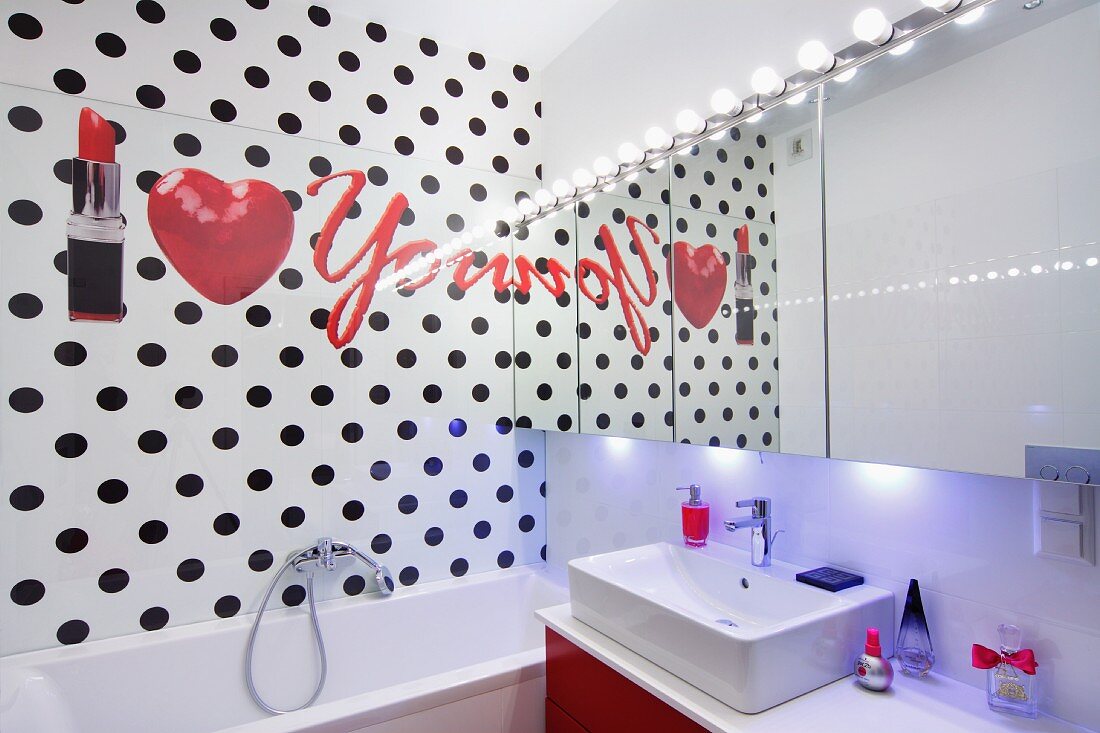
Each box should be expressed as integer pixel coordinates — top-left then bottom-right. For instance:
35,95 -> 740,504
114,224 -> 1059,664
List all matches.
324,0 -> 621,70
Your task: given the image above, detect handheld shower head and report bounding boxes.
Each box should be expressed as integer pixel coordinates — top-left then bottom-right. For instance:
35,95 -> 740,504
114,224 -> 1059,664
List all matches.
375,565 -> 395,595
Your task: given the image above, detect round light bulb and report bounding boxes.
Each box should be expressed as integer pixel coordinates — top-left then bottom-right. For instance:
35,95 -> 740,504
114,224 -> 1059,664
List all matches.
750,67 -> 786,97
746,112 -> 764,124
709,88 -> 743,116
517,197 -> 537,215
551,178 -> 573,198
644,126 -> 672,150
797,40 -> 835,73
921,0 -> 961,11
786,91 -> 808,105
954,5 -> 984,24
572,168 -> 596,188
835,67 -> 858,83
502,207 -> 520,223
472,226 -> 484,238
534,189 -> 555,207
617,141 -> 643,164
461,232 -> 473,244
592,155 -> 616,177
675,109 -> 705,134
853,8 -> 894,45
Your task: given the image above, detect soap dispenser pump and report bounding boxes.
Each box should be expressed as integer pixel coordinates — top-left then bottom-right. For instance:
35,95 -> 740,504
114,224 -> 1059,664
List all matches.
676,484 -> 709,547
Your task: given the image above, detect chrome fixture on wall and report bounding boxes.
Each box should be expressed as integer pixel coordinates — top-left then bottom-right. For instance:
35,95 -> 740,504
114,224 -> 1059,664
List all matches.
725,497 -> 782,567
245,538 -> 394,715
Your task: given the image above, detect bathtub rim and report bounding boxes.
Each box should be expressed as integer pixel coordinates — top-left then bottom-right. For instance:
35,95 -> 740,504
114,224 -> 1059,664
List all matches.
1,564 -> 563,732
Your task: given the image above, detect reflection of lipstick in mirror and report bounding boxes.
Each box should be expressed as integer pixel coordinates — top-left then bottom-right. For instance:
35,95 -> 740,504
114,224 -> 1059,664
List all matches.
68,107 -> 125,322
734,224 -> 753,345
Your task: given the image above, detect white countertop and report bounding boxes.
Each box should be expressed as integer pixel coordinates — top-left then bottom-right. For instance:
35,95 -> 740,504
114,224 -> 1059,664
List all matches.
537,603 -> 1092,733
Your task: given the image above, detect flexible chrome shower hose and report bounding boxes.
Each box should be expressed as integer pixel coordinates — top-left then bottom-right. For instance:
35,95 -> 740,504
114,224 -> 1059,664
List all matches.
245,558 -> 327,715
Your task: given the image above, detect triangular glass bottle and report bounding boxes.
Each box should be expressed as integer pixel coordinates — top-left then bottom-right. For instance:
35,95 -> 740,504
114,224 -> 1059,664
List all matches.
897,578 -> 935,677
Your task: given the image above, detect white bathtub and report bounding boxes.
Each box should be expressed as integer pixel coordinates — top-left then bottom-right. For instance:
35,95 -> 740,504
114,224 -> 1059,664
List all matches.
0,565 -> 565,733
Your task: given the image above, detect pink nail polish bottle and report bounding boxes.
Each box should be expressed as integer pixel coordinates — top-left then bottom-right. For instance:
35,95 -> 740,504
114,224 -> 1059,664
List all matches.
677,484 -> 709,547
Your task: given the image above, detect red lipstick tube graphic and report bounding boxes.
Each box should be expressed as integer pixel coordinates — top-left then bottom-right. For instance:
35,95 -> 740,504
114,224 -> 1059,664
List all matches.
67,107 -> 125,322
734,224 -> 753,345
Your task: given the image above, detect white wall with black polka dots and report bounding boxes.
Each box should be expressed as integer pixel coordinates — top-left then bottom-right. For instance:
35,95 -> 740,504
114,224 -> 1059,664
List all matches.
2,1 -> 545,654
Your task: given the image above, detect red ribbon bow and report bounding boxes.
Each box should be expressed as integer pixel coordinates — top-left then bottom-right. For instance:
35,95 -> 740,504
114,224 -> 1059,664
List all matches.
971,644 -> 1038,675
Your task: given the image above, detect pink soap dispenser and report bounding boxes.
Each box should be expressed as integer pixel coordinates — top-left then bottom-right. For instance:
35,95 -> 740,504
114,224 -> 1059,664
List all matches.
677,484 -> 709,547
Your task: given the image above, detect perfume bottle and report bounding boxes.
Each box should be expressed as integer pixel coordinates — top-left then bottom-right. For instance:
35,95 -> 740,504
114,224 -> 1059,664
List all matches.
676,484 -> 709,547
973,624 -> 1039,719
896,578 -> 935,677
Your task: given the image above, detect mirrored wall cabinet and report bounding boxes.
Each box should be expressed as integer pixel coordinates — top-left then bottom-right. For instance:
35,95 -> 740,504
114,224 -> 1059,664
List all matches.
513,0 -> 1100,482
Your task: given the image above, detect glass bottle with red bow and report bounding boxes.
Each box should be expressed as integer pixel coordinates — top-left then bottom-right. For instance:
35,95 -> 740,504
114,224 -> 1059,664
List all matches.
972,624 -> 1038,718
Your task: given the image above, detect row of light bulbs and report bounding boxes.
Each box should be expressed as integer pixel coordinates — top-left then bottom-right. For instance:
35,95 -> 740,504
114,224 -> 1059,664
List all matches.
381,0 -> 990,291
740,255 -> 1098,315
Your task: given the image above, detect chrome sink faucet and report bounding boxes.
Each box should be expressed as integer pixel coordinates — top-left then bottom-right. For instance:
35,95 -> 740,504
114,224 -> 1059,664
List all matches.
724,497 -> 780,567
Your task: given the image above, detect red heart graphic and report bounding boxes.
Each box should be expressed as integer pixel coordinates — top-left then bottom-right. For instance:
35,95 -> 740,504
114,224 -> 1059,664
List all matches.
147,168 -> 294,305
668,241 -> 727,329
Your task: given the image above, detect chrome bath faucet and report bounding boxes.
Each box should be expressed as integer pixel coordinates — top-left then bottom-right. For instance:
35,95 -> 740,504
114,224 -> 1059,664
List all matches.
724,497 -> 780,567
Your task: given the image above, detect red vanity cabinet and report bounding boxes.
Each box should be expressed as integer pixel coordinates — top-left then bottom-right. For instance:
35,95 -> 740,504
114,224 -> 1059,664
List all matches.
545,628 -> 710,733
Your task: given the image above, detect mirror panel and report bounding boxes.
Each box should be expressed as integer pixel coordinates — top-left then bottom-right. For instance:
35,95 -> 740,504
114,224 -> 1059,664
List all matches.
575,165 -> 675,439
821,0 -> 1100,477
512,215 -> 579,432
669,92 -> 825,453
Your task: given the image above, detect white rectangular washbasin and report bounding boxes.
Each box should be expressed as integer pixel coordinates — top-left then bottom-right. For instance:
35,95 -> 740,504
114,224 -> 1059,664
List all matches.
568,542 -> 893,714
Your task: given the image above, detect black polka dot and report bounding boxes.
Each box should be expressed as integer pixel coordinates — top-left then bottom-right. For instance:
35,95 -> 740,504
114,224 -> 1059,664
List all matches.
473,521 -> 491,539
176,560 -> 203,583
175,474 -> 202,498
340,51 -> 361,71
339,125 -> 360,145
450,558 -> 469,577
244,65 -> 269,88
8,199 -> 42,226
8,12 -> 43,39
492,90 -> 509,108
210,17 -> 236,41
308,80 -> 331,102
277,35 -> 301,57
308,5 -> 331,26
10,484 -> 44,511
394,136 -> 414,155
343,575 -> 366,595
419,37 -> 438,56
212,344 -> 237,367
399,567 -> 419,586
393,64 -> 413,84
370,460 -> 391,480
498,551 -> 515,568
312,464 -> 334,485
136,256 -> 166,280
282,585 -> 306,606
7,105 -> 42,132
249,550 -> 274,571
513,64 -> 530,82
95,386 -> 127,411
8,387 -> 42,413
343,500 -> 364,521
135,1 -> 165,24
278,113 -> 302,134
366,22 -> 387,42
280,425 -> 304,446
135,84 -> 165,109
57,619 -> 90,644
367,94 -> 387,114
173,49 -> 200,73
446,146 -> 464,165
214,512 -> 241,535
212,427 -> 238,450
11,578 -> 45,605
55,433 -> 88,458
247,468 -> 273,492
52,68 -> 87,94
398,494 -> 418,514
140,607 -> 168,631
371,534 -> 392,554
214,595 -> 241,618
174,301 -> 201,324
246,305 -> 270,327
136,170 -> 161,192
138,430 -> 167,454
173,133 -> 201,156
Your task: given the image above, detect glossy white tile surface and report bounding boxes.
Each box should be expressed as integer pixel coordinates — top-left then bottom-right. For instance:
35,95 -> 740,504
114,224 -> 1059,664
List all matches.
1057,157 -> 1100,250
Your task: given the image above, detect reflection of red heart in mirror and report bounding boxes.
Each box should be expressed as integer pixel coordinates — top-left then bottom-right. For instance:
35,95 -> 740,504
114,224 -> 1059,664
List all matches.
668,241 -> 727,329
147,168 -> 294,305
